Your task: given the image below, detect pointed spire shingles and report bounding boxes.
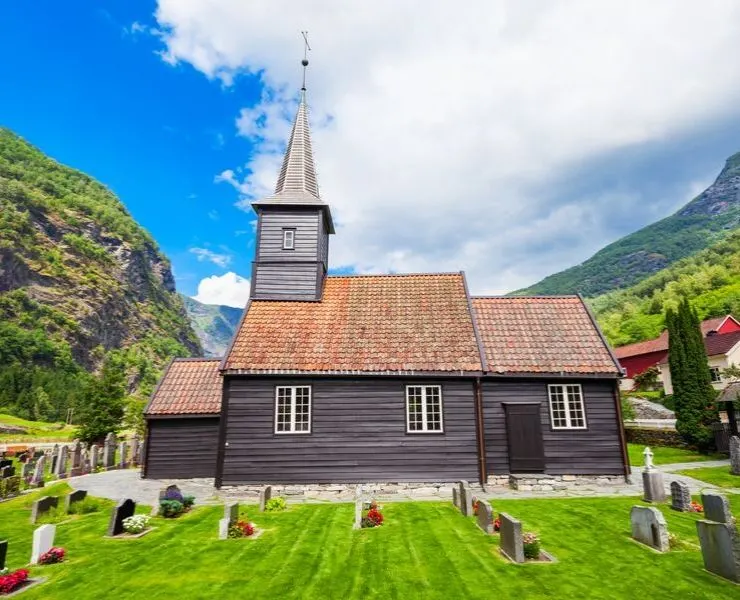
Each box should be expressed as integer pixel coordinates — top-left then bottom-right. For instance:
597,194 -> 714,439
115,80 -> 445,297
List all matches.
274,100 -> 320,199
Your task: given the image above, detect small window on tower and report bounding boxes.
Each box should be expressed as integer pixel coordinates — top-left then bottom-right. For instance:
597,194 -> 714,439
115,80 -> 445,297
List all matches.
282,228 -> 295,250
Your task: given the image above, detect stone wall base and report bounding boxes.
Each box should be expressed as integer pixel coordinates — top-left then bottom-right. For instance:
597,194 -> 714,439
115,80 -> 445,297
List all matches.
485,474 -> 628,491
219,482 -> 468,501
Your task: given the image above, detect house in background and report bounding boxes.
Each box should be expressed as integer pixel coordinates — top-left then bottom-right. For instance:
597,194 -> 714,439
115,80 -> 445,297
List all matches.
658,330 -> 740,395
143,78 -> 628,487
614,315 -> 740,390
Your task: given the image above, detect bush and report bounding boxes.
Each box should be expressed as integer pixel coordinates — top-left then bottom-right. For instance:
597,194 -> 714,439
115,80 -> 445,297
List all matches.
264,497 -> 287,512
228,520 -> 255,538
361,506 -> 384,528
159,499 -> 184,518
522,532 -> 540,560
67,497 -> 104,515
122,514 -> 151,534
182,495 -> 195,509
620,396 -> 636,422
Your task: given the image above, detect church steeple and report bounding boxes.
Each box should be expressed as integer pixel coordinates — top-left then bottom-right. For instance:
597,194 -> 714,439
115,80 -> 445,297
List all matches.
249,34 -> 334,302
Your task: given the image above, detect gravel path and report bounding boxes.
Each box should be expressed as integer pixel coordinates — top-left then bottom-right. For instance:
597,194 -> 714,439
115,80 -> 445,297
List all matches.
67,460 -> 736,505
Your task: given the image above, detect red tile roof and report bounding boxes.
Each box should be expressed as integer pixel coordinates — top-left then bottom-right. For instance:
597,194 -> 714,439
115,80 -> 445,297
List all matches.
615,315 -> 739,359
146,358 -> 222,415
472,296 -> 620,375
223,273 -> 482,374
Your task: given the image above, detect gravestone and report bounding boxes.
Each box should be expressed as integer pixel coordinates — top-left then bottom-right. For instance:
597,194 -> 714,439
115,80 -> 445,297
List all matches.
730,436 -> 740,476
30,495 -> 59,524
696,520 -> 740,582
630,506 -> 669,552
0,459 -> 11,469
452,487 -> 459,509
80,449 -> 90,474
56,445 -> 69,479
64,489 -> 88,513
670,481 -> 691,512
224,502 -> 239,526
90,445 -> 100,471
22,461 -> 34,479
118,441 -> 129,469
476,499 -> 495,535
130,434 -> 140,466
0,539 -> 7,571
259,485 -> 272,512
458,480 -> 473,517
30,524 -> 56,565
50,444 -> 59,474
499,513 -> 524,563
1,465 -> 14,478
70,440 -> 83,476
159,484 -> 183,502
702,492 -> 732,524
353,499 -> 363,529
219,518 -> 231,540
107,498 -> 136,536
103,433 -> 116,469
642,471 -> 665,503
31,455 -> 46,486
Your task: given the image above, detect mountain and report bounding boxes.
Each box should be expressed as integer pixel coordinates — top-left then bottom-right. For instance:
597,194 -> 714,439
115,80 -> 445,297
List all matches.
517,151 -> 740,297
591,228 -> 740,347
181,295 -> 242,357
0,128 -> 201,420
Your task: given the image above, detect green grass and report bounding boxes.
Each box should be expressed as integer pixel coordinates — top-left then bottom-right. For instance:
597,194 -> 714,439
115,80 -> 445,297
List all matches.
627,444 -> 724,467
1,484 -> 739,599
676,466 -> 740,489
0,413 -> 76,442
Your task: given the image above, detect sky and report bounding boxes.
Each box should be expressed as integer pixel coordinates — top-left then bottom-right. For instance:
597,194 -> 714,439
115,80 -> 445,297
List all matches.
2,1 -> 740,308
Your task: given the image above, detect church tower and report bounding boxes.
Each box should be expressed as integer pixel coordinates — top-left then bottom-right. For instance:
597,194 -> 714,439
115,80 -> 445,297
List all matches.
250,54 -> 334,301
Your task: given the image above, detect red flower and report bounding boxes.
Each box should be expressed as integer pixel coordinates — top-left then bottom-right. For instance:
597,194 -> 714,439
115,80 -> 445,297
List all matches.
0,569 -> 29,594
38,546 -> 65,565
366,508 -> 384,526
237,520 -> 255,536
493,518 -> 501,532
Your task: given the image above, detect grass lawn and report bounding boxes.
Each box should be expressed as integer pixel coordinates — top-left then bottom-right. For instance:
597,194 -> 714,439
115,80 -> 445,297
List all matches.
0,413 -> 76,443
676,466 -> 740,489
1,484 -> 739,599
627,443 -> 724,467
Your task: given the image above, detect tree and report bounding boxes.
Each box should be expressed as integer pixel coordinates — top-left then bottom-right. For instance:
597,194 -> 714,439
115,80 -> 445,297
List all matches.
75,355 -> 126,444
667,299 -> 718,451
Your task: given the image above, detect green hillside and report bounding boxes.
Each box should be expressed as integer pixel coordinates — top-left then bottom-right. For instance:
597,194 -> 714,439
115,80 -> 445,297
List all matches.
517,151 -> 740,297
591,228 -> 740,346
181,295 -> 242,357
0,128 -> 202,422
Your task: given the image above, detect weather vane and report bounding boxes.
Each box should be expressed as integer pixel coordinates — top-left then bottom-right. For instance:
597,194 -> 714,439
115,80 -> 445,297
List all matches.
301,30 -> 311,94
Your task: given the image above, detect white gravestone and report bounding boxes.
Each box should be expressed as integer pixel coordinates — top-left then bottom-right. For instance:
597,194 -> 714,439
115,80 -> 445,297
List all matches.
30,524 -> 56,565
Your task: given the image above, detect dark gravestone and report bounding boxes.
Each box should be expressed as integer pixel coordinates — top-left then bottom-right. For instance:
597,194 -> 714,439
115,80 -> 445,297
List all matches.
476,499 -> 495,535
0,539 -> 7,571
696,520 -> 740,583
452,487 -> 459,509
30,495 -> 59,524
159,484 -> 184,503
224,502 -> 239,526
670,481 -> 691,512
64,489 -> 88,512
0,459 -> 11,469
458,481 -> 473,517
499,513 -> 524,563
107,498 -> 136,536
1,465 -> 14,478
702,492 -> 732,524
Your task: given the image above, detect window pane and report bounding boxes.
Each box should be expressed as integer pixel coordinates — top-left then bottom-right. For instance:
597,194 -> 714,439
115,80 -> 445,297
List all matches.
276,387 -> 291,432
566,385 -> 585,428
407,387 -> 423,431
295,387 -> 310,432
425,386 -> 441,431
549,386 -> 567,428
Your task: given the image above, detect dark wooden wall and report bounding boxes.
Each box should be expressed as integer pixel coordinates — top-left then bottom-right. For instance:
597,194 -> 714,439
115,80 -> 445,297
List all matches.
482,379 -> 625,475
144,417 -> 220,479
220,377 -> 479,485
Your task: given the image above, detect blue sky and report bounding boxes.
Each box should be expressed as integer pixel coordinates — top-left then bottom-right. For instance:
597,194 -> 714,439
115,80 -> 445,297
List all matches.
2,2 -> 740,307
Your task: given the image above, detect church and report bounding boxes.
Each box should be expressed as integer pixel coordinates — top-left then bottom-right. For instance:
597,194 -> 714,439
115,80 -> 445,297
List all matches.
142,77 -> 629,488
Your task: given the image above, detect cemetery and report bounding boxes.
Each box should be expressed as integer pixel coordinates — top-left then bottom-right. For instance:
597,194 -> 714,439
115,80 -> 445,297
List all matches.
0,477 -> 738,598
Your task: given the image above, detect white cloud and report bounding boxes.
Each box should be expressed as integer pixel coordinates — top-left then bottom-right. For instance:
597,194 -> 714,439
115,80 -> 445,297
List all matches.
192,272 -> 251,308
154,0 -> 740,293
189,247 -> 231,268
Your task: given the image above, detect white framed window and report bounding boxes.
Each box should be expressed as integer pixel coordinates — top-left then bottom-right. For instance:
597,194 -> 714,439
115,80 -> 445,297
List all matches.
709,367 -> 722,383
275,386 -> 311,434
406,385 -> 444,433
548,384 -> 587,430
282,228 -> 295,250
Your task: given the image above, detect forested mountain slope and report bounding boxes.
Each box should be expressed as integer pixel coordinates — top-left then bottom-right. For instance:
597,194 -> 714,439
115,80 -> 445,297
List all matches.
591,228 -> 740,346
181,295 -> 242,357
0,128 -> 201,421
518,151 -> 740,297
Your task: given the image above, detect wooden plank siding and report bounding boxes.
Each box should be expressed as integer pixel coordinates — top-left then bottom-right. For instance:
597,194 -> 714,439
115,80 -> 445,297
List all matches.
144,417 -> 220,479
482,379 -> 625,475
220,377 -> 480,484
257,208 -> 320,261
252,262 -> 321,299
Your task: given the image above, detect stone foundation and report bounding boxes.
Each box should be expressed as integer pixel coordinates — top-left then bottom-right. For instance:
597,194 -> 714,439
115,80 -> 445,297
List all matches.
486,474 -> 628,492
219,482 -> 466,501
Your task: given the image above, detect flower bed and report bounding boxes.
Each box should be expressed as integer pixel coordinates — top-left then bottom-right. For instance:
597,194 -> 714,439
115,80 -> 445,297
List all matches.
228,520 -> 256,538
360,501 -> 384,528
158,488 -> 195,519
38,547 -> 65,565
0,569 -> 28,595
689,500 -> 703,513
522,533 -> 540,560
122,514 -> 151,535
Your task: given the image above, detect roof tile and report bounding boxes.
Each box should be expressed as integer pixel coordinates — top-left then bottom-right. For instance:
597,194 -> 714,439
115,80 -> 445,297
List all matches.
472,296 -> 619,374
146,359 -> 222,415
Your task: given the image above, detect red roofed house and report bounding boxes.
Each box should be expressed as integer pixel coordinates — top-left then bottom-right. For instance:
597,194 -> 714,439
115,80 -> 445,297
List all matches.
615,315 -> 740,390
143,80 -> 629,486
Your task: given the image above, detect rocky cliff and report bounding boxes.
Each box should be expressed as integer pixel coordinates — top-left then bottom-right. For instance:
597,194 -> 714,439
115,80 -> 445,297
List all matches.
181,295 -> 242,357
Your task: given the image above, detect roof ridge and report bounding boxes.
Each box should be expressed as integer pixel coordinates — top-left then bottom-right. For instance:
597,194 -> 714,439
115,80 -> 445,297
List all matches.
171,357 -> 223,363
472,294 -> 580,300
327,272 -> 463,279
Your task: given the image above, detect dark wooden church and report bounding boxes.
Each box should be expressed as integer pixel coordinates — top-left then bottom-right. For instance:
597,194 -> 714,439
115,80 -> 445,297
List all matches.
143,84 -> 629,486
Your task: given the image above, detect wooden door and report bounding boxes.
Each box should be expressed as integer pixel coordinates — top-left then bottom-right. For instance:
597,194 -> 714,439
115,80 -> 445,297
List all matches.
504,403 -> 545,473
